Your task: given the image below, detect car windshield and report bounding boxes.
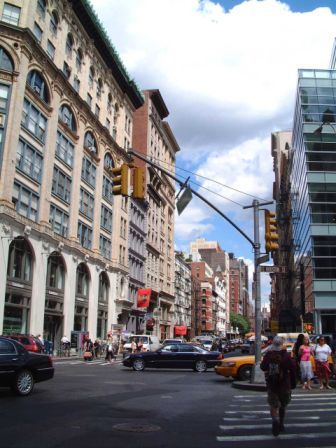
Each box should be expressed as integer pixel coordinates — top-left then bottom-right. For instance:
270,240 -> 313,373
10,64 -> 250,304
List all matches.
164,339 -> 182,344
202,340 -> 212,345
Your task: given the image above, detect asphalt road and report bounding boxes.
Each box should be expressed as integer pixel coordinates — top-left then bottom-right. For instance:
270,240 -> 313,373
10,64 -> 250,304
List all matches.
1,357 -> 336,448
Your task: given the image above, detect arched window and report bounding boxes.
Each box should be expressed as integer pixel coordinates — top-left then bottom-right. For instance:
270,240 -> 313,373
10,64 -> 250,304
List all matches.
49,11 -> 58,35
75,48 -> 83,71
37,0 -> 46,18
107,93 -> 112,111
65,33 -> 74,56
59,105 -> 76,132
27,70 -> 49,103
97,78 -> 102,97
98,272 -> 109,302
7,238 -> 33,281
104,153 -> 114,170
0,47 -> 14,72
88,66 -> 94,88
47,252 -> 65,290
84,131 -> 97,154
76,263 -> 89,297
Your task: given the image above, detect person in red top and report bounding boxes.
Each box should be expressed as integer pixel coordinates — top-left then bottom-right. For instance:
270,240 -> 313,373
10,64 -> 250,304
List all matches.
261,335 -> 296,437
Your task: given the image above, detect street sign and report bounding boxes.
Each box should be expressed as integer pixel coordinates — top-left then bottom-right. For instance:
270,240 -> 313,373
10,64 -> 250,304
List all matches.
257,254 -> 270,265
260,265 -> 287,274
176,187 -> 193,215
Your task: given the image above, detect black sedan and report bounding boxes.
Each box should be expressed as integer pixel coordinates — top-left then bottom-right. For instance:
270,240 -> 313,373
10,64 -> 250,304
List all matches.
0,336 -> 54,396
122,343 -> 224,372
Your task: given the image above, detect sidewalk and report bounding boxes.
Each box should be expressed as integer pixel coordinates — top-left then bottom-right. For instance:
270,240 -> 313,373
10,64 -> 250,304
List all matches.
232,377 -> 336,392
52,354 -> 123,362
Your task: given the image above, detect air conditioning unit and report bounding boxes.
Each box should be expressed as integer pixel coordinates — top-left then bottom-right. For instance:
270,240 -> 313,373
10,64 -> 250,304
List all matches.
33,85 -> 41,94
88,146 -> 96,153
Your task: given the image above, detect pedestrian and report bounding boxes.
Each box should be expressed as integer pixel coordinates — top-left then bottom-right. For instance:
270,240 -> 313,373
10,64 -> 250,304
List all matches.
137,338 -> 143,353
105,337 -> 115,363
260,335 -> 296,437
313,336 -> 332,390
83,338 -> 93,361
330,333 -> 336,378
298,335 -> 314,390
292,333 -> 305,381
93,339 -> 100,358
131,337 -> 137,354
61,335 -> 70,356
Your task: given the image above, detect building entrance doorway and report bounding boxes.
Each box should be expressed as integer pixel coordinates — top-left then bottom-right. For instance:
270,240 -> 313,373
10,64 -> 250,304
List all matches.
44,314 -> 63,353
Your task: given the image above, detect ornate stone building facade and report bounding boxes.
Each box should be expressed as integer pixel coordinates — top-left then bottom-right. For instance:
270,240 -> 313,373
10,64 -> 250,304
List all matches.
0,0 -> 143,349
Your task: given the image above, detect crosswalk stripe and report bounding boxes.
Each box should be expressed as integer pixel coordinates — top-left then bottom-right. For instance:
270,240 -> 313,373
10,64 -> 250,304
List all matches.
217,431 -> 336,442
225,408 -> 336,414
230,401 -> 336,407
234,393 -> 336,398
223,416 -> 320,421
219,422 -> 334,430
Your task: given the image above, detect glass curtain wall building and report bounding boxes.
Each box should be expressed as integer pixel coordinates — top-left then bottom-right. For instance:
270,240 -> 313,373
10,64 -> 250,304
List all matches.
291,69 -> 336,334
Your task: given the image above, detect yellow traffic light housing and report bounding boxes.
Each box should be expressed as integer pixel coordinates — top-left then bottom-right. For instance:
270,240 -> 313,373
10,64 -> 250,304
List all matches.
265,209 -> 279,253
132,166 -> 146,199
111,164 -> 129,196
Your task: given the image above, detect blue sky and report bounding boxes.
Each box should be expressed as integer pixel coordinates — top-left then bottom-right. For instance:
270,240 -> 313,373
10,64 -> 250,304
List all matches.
91,0 -> 336,303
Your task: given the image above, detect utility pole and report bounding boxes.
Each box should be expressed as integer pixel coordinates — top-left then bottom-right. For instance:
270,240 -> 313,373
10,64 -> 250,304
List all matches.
244,199 -> 273,383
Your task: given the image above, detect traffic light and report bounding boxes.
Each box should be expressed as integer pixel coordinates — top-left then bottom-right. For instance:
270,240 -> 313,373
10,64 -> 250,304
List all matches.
264,209 -> 279,253
111,164 -> 129,196
132,166 -> 146,199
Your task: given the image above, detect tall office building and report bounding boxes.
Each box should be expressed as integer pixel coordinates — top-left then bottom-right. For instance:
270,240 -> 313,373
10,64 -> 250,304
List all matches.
132,89 -> 179,339
290,65 -> 336,333
0,0 -> 144,348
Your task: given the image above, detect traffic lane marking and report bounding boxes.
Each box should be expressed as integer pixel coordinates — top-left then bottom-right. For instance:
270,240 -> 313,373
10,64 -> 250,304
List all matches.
217,431 -> 336,442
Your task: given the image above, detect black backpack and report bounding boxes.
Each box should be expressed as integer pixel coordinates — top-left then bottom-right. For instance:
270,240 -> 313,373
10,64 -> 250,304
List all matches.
266,352 -> 284,388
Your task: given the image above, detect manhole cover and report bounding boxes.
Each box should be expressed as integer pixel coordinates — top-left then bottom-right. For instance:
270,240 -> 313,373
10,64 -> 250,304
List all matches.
112,423 -> 161,433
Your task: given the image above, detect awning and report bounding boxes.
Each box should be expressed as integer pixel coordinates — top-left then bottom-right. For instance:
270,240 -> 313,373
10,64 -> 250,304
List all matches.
174,326 -> 187,336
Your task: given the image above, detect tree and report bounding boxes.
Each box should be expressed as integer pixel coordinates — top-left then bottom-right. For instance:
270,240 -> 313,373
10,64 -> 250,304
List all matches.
230,312 -> 250,334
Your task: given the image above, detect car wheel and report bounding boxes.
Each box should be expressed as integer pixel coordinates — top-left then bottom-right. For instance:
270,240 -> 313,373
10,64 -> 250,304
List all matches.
194,360 -> 207,373
12,370 -> 34,396
132,358 -> 145,371
237,365 -> 252,381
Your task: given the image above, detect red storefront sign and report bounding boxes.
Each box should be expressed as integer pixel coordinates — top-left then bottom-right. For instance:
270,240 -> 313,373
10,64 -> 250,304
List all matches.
137,288 -> 151,308
174,326 -> 187,336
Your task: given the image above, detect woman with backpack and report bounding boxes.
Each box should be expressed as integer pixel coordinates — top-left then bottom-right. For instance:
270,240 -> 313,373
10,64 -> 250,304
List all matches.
298,335 -> 314,390
314,336 -> 332,390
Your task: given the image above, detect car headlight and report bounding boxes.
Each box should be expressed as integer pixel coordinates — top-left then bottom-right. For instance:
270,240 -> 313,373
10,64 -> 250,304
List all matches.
222,361 -> 236,367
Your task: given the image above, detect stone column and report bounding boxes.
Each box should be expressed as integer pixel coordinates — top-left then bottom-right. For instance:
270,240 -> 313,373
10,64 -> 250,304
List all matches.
87,262 -> 99,340
62,252 -> 77,340
29,237 -> 49,336
0,223 -> 12,334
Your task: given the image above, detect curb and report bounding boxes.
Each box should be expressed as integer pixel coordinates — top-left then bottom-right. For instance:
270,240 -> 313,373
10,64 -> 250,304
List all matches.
232,381 -> 267,391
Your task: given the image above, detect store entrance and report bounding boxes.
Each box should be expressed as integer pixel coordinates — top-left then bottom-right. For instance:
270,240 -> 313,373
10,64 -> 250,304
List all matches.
44,314 -> 63,353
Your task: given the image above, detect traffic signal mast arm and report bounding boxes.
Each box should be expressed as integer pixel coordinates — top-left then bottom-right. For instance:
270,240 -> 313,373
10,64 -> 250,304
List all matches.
128,149 -> 254,247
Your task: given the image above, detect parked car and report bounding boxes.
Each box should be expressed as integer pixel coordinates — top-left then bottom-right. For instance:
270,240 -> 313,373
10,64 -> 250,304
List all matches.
0,336 -> 54,396
123,335 -> 161,357
5,334 -> 44,353
198,339 -> 213,351
123,343 -> 224,372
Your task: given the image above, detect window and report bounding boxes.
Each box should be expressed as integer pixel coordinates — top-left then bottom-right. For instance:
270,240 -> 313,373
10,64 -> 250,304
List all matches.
106,117 -> 110,131
0,83 -> 9,110
101,205 -> 112,232
95,104 -> 100,118
13,181 -> 39,221
89,66 -> 94,87
46,40 -> 55,60
81,157 -> 96,187
97,78 -> 102,97
102,176 -> 113,202
49,11 -> 58,35
52,166 -> 71,203
84,131 -> 97,154
104,153 -> 113,170
27,70 -> 49,103
63,61 -> 71,79
49,204 -> 69,237
87,93 -> 92,108
75,48 -> 82,71
100,235 -> 111,259
65,33 -> 73,56
73,77 -> 80,93
59,105 -> 76,132
21,98 -> 47,142
7,238 -> 32,281
16,139 -> 43,183
56,130 -> 74,167
0,47 -> 13,72
2,3 -> 20,25
107,93 -> 112,111
80,188 -> 94,219
0,339 -> 16,354
77,222 -> 92,249
37,0 -> 46,18
33,22 -> 42,43
76,263 -> 89,297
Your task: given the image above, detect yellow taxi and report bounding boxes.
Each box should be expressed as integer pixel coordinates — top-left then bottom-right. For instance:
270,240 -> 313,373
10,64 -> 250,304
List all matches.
214,343 -> 294,381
